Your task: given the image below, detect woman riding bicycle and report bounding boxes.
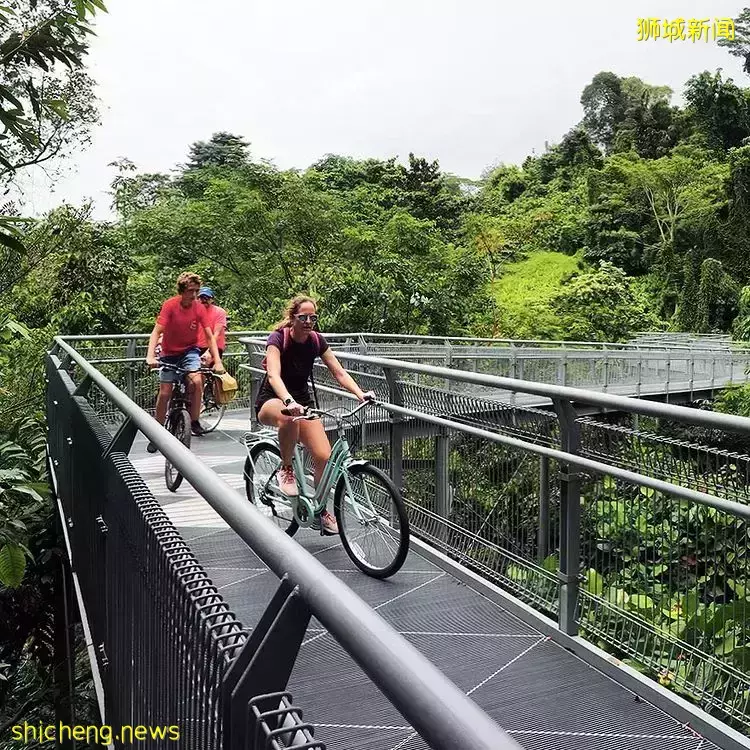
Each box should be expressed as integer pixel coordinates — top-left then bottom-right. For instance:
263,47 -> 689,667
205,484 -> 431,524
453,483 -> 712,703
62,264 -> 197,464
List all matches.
255,295 -> 374,535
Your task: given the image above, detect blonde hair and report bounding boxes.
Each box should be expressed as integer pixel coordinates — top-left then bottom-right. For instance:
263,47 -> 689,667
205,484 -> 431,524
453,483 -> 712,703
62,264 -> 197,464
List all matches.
176,271 -> 202,293
273,295 -> 318,331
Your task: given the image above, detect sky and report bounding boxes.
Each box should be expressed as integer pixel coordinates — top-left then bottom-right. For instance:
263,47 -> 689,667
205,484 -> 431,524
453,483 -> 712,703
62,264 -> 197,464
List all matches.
16,0 -> 749,219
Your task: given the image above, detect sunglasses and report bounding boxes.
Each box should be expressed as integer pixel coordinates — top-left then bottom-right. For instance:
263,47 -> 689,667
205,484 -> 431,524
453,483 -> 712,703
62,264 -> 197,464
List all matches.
295,313 -> 319,323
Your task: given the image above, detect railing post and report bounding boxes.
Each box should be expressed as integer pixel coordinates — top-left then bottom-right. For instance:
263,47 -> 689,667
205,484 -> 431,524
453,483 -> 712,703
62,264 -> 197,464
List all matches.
636,353 -> 643,398
537,456 -> 550,564
125,337 -> 137,402
689,354 -> 695,398
221,577 -> 312,750
444,339 -> 452,391
249,358 -> 260,432
383,367 -> 404,495
435,427 -> 451,542
602,354 -> 609,393
552,398 -> 582,637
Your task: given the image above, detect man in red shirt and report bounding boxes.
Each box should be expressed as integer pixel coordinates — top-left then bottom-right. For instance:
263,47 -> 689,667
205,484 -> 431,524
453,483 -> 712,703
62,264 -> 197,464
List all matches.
196,287 -> 227,365
145,272 -> 224,452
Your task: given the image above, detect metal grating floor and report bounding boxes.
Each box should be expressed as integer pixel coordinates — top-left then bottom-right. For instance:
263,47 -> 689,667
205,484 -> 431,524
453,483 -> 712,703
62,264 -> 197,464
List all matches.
129,410 -> 719,750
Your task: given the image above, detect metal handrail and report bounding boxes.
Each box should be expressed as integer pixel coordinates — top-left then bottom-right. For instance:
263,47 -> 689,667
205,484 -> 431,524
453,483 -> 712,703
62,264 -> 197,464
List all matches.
238,362 -> 750,522
56,330 -> 750,353
51,336 -> 521,750
278,346 -> 750,436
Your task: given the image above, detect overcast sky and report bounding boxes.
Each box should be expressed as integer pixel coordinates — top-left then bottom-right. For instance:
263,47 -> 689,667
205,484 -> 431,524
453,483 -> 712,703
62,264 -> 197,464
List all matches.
16,0 -> 748,219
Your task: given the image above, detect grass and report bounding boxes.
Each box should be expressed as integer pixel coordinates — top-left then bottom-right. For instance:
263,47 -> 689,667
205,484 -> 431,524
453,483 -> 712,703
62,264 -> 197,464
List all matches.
489,251 -> 582,339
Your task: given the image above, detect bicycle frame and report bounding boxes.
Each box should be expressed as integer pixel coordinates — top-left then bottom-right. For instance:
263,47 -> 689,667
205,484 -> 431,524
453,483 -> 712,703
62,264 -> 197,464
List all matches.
247,402 -> 375,527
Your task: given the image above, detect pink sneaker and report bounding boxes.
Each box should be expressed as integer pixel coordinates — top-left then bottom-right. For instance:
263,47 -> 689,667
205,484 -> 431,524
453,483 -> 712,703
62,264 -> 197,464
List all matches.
278,465 -> 298,496
311,510 -> 339,536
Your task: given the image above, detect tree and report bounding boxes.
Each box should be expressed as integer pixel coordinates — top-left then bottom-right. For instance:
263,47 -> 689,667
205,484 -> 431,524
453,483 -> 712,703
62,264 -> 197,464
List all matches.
695,257 -> 738,332
0,0 -> 104,181
582,72 -> 687,159
183,131 -> 251,171
0,0 -> 105,252
717,8 -> 750,75
674,250 -> 701,330
684,70 -> 750,152
552,261 -> 661,341
581,72 -> 628,154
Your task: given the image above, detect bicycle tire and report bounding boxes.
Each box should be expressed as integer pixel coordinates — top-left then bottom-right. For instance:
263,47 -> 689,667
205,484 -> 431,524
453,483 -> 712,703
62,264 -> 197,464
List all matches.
200,377 -> 226,433
165,408 -> 191,492
334,463 -> 409,579
244,442 -> 299,536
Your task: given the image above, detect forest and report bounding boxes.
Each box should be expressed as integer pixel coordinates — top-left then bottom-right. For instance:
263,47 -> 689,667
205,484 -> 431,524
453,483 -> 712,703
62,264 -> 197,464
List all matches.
4,0 -> 750,740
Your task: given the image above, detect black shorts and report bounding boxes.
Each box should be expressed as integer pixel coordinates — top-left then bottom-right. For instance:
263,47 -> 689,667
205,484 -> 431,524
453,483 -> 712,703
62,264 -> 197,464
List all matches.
254,378 -> 312,421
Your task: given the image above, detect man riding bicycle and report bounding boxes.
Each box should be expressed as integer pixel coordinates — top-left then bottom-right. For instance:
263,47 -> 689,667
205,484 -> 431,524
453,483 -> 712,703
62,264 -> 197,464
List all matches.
196,286 -> 227,366
145,272 -> 224,453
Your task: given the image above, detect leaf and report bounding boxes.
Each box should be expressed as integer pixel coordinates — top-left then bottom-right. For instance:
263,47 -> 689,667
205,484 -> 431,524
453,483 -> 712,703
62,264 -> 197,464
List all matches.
0,230 -> 23,252
10,485 -> 44,502
585,568 -> 604,596
629,594 -> 655,613
0,544 -> 25,587
43,98 -> 69,120
541,554 -> 558,573
715,633 -> 737,656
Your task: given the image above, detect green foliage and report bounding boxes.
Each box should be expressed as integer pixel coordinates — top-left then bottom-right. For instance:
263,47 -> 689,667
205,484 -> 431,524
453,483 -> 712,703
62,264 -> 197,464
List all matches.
489,251 -> 580,339
695,258 -> 739,333
714,382 -> 750,417
684,70 -> 750,153
0,0 -> 104,182
551,261 -> 662,341
717,8 -> 750,75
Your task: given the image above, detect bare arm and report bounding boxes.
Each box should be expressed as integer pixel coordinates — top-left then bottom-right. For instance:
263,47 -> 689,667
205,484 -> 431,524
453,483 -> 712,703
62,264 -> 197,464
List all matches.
265,345 -> 294,403
146,323 -> 165,367
321,349 -> 367,400
203,327 -> 224,372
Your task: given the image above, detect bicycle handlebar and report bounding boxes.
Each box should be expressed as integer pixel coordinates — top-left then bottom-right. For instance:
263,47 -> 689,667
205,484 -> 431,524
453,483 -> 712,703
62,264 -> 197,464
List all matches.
281,396 -> 375,422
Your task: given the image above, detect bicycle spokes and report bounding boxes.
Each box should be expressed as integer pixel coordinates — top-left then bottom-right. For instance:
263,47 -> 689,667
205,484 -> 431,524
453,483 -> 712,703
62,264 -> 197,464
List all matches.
339,471 -> 403,571
251,450 -> 295,528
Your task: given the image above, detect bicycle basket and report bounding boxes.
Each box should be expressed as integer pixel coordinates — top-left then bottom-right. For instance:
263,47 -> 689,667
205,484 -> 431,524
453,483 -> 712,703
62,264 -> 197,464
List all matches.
213,371 -> 239,405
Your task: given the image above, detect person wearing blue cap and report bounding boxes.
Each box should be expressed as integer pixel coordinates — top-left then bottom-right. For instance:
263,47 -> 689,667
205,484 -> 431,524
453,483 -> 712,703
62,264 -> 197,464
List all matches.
197,286 -> 227,365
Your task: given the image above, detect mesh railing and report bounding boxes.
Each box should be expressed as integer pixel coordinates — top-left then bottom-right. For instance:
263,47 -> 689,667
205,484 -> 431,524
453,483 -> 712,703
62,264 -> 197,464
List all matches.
239,337 -> 750,735
49,338 -> 520,750
47,359 -> 322,749
62,332 -> 262,426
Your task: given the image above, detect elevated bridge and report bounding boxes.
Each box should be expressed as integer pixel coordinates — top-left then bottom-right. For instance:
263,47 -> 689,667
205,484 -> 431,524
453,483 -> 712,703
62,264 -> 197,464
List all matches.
45,332 -> 750,750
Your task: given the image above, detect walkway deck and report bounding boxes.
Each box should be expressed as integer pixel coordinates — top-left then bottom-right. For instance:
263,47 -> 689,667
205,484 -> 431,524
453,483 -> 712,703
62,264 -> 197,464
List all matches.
129,411 -> 717,750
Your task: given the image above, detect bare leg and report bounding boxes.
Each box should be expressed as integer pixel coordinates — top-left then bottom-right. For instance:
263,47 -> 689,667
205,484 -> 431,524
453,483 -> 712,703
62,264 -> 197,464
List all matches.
187,372 -> 202,422
258,399 -> 299,465
298,418 -> 332,487
155,383 -> 174,425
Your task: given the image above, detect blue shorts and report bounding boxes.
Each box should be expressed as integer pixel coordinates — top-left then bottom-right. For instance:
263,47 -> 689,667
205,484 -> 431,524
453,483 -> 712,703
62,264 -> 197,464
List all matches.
159,347 -> 202,383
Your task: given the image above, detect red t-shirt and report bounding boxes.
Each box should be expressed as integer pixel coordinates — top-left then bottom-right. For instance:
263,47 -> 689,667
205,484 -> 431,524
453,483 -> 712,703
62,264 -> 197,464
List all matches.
196,304 -> 227,350
156,296 -> 209,355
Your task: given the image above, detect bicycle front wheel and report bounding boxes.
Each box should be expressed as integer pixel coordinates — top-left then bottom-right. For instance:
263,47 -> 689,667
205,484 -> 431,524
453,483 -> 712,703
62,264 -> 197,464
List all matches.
200,378 -> 226,433
165,408 -> 191,492
334,463 -> 409,579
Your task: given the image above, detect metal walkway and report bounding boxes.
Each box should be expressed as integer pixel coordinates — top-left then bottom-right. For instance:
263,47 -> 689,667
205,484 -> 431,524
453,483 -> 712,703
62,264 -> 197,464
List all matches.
130,410 -> 717,750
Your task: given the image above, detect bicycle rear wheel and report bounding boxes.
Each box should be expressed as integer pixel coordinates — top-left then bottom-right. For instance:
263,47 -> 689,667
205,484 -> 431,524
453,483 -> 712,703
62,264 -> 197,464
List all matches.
334,463 -> 409,579
243,442 -> 298,536
200,376 -> 226,433
165,408 -> 191,492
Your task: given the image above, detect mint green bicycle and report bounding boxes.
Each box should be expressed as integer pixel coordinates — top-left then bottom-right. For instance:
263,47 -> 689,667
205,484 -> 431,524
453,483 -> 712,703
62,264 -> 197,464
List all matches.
242,399 -> 410,579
